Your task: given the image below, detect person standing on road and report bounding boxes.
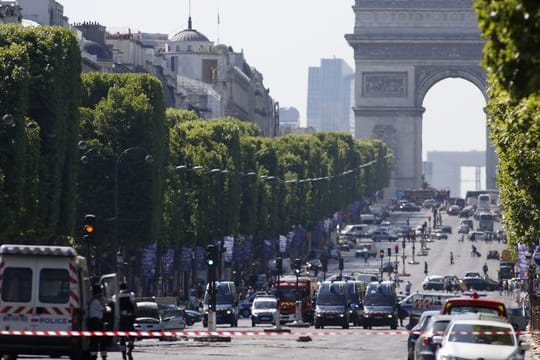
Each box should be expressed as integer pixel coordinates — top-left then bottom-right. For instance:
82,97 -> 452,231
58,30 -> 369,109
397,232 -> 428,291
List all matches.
483,263 -> 489,278
117,283 -> 137,360
405,281 -> 412,296
88,284 -> 107,360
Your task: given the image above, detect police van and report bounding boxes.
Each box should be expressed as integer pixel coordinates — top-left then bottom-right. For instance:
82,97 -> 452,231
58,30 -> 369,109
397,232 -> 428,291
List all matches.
0,244 -> 91,360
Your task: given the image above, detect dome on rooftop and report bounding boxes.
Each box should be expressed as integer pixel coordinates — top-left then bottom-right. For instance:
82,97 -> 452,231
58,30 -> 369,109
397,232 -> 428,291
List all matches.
171,17 -> 209,42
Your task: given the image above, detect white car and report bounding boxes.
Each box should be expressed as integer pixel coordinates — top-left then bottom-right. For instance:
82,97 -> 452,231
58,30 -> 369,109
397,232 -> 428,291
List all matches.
251,296 -> 278,326
134,301 -> 163,339
434,318 -> 529,360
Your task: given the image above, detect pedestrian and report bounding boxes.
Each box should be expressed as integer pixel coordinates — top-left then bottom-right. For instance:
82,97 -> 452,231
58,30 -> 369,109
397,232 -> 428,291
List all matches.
117,283 -> 137,360
88,284 -> 107,360
405,281 -> 412,296
483,263 -> 489,278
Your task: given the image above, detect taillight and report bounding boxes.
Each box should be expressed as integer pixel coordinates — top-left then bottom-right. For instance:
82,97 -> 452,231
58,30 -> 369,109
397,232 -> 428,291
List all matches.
423,337 -> 432,346
72,308 -> 81,330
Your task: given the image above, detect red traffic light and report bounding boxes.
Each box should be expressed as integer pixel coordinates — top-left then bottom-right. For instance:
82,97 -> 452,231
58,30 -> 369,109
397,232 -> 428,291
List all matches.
379,250 -> 384,258
394,244 -> 399,253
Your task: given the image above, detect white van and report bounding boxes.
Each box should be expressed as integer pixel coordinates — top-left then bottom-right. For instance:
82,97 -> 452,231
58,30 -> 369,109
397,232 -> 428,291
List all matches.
0,244 -> 91,360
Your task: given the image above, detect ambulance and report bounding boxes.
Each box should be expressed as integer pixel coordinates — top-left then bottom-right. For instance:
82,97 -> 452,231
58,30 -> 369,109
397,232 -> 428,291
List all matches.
0,244 -> 91,360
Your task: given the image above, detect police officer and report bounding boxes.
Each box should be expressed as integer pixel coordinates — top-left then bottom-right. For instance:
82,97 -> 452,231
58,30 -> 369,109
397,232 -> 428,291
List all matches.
117,283 -> 136,360
88,284 -> 107,360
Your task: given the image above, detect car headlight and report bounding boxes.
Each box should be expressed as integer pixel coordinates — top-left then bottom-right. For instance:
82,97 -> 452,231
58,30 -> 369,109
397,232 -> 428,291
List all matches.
316,313 -> 322,317
387,314 -> 393,318
339,313 -> 345,317
226,310 -> 231,314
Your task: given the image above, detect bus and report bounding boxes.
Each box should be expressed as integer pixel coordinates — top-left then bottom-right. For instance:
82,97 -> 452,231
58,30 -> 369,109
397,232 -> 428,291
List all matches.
477,194 -> 491,211
464,190 -> 499,209
478,212 -> 495,232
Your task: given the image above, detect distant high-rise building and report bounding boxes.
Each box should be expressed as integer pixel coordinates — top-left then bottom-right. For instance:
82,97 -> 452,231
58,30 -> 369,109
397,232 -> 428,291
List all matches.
307,58 -> 353,133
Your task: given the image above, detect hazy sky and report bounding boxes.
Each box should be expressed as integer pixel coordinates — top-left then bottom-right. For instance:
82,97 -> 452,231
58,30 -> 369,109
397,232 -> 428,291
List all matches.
59,0 -> 487,161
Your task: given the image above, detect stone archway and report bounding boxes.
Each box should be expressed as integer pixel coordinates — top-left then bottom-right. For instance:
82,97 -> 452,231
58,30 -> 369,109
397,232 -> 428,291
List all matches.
346,0 -> 496,196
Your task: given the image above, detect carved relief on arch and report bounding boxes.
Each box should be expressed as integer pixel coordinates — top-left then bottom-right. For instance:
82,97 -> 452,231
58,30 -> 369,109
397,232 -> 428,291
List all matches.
372,124 -> 399,172
414,65 -> 487,106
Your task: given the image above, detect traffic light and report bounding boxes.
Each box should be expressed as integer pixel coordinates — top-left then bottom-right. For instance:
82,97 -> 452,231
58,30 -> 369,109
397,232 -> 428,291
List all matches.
206,244 -> 217,282
83,214 -> 96,239
294,258 -> 302,275
275,257 -> 283,276
394,244 -> 399,254
338,257 -> 344,271
402,239 -> 406,249
387,248 -> 391,257
379,250 -> 384,259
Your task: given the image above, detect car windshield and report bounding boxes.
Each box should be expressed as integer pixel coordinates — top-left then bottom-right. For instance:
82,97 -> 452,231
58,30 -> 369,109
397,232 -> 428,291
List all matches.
448,324 -> 515,346
431,320 -> 450,332
254,300 -> 277,309
449,306 -> 500,316
364,293 -> 394,306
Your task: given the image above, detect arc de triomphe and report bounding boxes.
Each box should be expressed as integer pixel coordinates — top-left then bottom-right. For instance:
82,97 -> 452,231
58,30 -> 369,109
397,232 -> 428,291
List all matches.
346,0 -> 497,196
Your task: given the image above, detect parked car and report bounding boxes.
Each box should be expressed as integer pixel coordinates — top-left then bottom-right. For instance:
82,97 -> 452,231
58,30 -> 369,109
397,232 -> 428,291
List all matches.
239,291 -> 270,318
434,318 -> 529,360
435,225 -> 452,234
430,230 -> 448,240
422,275 -> 445,291
461,277 -> 499,291
370,230 -> 399,242
407,310 -> 440,360
447,205 -> 460,215
184,309 -> 202,326
457,224 -> 470,234
413,314 -> 454,360
487,250 -> 500,260
134,301 -> 163,339
158,304 -> 186,331
251,296 -> 278,327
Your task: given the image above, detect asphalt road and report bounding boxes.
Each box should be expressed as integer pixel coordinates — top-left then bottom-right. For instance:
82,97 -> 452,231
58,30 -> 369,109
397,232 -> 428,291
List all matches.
20,208 -> 518,360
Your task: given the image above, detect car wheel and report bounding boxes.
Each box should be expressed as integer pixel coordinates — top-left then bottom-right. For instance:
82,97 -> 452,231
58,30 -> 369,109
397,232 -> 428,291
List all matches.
203,321 -> 208,327
390,322 -> 398,330
342,322 -> 349,329
251,321 -> 256,327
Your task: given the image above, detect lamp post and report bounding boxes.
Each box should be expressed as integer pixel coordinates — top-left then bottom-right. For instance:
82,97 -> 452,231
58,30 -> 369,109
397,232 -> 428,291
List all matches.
114,146 -> 153,277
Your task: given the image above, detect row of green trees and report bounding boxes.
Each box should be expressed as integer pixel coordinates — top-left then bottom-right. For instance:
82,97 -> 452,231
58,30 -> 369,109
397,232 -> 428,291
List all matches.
0,25 -> 392,265
474,1 -> 540,251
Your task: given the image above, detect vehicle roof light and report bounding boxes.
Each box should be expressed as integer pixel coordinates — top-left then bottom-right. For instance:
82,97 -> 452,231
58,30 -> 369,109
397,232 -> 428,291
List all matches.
0,244 -> 77,257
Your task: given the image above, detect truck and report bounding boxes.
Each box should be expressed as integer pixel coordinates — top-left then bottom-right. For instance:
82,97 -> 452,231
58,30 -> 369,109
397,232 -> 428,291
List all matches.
0,244 -> 92,360
277,276 -> 317,324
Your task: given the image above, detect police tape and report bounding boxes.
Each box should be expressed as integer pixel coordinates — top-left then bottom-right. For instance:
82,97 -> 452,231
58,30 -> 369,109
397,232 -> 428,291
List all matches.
0,330 -> 532,337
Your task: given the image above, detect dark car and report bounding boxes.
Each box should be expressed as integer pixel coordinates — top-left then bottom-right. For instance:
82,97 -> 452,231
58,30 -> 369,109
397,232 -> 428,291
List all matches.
407,310 -> 440,360
400,203 -> 421,212
435,225 -> 452,234
461,277 -> 499,291
498,265 -> 515,280
422,275 -> 445,291
184,309 -> 202,326
487,250 -> 500,260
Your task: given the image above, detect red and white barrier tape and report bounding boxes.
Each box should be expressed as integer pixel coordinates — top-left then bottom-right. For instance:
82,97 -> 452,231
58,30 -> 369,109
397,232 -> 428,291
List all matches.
0,330 -> 530,337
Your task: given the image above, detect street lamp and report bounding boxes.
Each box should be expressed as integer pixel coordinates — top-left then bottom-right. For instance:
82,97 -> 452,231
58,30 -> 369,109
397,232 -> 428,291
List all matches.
114,146 -> 153,276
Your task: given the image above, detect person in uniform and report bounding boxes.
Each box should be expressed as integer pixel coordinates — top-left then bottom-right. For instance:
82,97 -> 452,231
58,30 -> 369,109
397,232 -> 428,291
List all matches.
117,283 -> 136,360
88,284 -> 107,360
